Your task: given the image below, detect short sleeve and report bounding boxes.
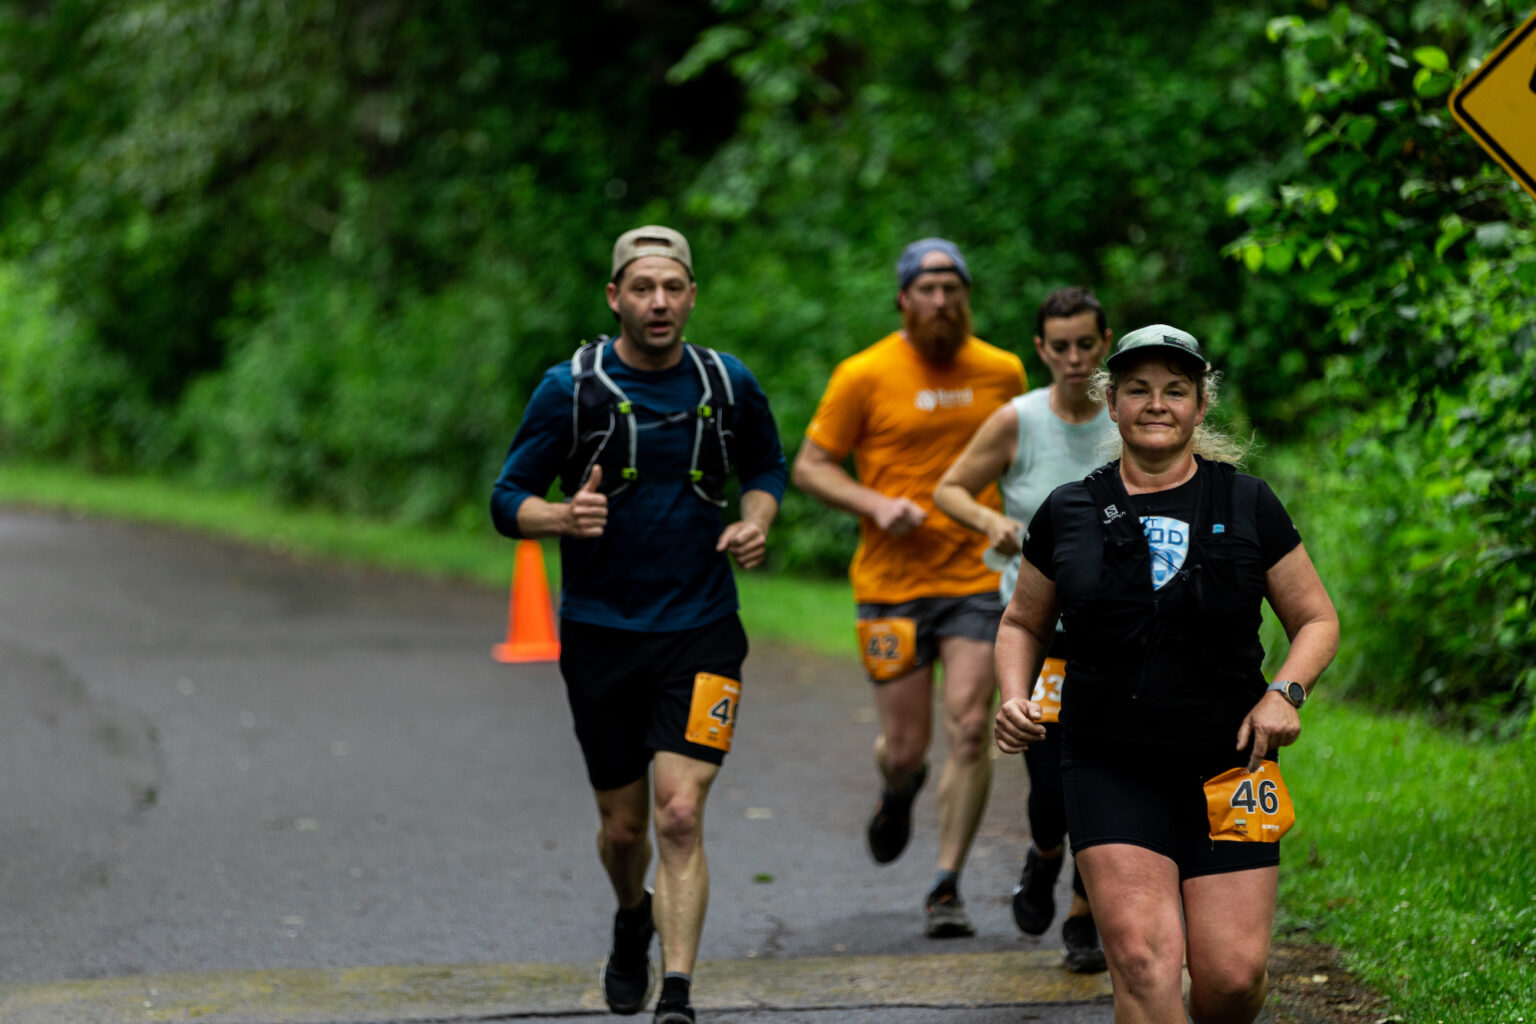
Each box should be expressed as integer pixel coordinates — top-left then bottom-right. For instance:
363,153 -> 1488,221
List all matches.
1022,493 -> 1059,582
803,360 -> 865,460
1254,478 -> 1302,568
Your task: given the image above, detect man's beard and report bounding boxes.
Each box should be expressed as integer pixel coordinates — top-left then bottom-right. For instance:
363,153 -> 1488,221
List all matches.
904,304 -> 971,362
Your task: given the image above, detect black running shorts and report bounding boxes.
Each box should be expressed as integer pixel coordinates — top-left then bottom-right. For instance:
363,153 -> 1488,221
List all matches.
559,614 -> 749,791
1061,730 -> 1281,879
854,592 -> 1003,684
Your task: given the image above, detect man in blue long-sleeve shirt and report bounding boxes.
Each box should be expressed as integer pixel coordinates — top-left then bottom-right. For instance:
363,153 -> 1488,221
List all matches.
491,226 -> 786,1024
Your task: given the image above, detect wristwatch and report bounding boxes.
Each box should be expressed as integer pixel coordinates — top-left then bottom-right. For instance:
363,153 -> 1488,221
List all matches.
1266,679 -> 1306,709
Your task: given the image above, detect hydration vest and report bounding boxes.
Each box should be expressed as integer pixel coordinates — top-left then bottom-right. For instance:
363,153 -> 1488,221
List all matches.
1065,456 -> 1270,740
559,337 -> 736,507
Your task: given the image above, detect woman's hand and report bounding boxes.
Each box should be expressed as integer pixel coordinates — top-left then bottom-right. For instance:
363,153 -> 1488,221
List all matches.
1236,691 -> 1301,771
996,697 -> 1047,754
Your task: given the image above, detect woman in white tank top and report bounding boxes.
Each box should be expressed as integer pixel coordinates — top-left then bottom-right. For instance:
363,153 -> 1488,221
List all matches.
934,288 -> 1116,973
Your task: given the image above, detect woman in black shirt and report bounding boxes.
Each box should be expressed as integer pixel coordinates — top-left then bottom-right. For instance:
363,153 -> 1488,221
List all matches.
994,325 -> 1338,1024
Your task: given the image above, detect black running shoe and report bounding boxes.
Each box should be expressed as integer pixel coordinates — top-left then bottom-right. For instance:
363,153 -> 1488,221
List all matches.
1011,845 -> 1062,936
1061,912 -> 1109,974
653,1000 -> 696,1024
866,763 -> 928,864
924,880 -> 976,938
601,893 -> 656,1014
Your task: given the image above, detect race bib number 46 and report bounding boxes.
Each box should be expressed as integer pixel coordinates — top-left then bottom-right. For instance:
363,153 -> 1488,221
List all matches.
685,672 -> 740,752
856,617 -> 919,682
1204,761 -> 1296,843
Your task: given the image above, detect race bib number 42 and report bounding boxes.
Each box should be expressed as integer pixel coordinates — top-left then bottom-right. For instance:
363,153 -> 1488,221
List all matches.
685,672 -> 740,752
1204,761 -> 1296,843
856,617 -> 919,682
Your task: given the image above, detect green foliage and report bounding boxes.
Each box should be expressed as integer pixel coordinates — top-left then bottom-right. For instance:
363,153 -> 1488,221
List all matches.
0,263 -> 155,467
1281,701 -> 1536,1022
1230,0 -> 1536,734
0,0 -> 738,406
179,261 -> 547,527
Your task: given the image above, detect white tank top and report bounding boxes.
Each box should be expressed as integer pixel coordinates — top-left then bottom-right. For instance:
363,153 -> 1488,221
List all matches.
993,387 -> 1116,603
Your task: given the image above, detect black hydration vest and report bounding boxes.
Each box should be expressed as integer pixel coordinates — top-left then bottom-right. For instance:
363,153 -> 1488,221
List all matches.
559,337 -> 735,507
1066,456 -> 1269,741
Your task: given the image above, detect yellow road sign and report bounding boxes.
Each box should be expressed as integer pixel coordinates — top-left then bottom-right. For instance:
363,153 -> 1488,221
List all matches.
1449,9 -> 1536,202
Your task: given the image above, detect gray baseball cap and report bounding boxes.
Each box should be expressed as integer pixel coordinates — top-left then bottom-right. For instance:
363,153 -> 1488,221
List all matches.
896,237 -> 971,290
1106,323 -> 1210,372
611,225 -> 693,280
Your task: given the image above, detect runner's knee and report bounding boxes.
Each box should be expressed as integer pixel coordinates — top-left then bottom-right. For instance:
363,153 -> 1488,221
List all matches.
653,790 -> 705,850
599,809 -> 649,855
1100,927 -> 1183,995
880,733 -> 928,779
1187,960 -> 1267,1023
944,706 -> 990,761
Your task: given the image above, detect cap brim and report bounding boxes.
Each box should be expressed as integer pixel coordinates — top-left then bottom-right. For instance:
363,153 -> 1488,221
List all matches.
1106,344 -> 1209,373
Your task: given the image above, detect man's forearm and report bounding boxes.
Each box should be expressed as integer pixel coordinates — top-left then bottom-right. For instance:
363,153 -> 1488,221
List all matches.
739,489 -> 780,534
793,458 -> 884,519
515,496 -> 574,538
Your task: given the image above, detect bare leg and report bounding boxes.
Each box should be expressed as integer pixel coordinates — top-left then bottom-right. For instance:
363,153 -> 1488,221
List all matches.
593,774 -> 652,909
1183,867 -> 1277,1024
650,751 -> 720,976
1076,843 -> 1187,1024
871,664 -> 936,788
935,635 -> 995,874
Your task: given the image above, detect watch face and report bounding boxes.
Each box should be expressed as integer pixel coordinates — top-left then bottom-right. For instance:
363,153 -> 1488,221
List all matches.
1286,682 -> 1306,707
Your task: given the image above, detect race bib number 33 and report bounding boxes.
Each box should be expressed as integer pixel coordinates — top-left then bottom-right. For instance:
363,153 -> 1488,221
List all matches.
1204,761 -> 1296,843
1029,657 -> 1066,724
685,672 -> 740,752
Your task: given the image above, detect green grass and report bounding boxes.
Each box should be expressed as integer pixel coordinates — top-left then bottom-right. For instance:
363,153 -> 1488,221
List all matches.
4,460 -> 1533,1020
1280,703 -> 1536,1022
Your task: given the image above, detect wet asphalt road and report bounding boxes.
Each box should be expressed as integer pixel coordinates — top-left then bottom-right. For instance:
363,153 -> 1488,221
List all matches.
0,507 -> 1111,1023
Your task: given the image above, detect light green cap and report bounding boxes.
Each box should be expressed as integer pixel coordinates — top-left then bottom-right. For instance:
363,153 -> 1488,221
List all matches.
1106,323 -> 1210,372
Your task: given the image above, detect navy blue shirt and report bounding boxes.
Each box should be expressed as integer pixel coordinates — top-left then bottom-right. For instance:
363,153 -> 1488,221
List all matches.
490,345 -> 787,632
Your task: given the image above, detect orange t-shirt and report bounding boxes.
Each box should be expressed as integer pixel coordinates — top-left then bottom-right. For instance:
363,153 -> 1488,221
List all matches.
805,332 -> 1026,603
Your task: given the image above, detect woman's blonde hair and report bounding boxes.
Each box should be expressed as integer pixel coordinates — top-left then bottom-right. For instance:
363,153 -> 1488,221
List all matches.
1088,357 -> 1252,466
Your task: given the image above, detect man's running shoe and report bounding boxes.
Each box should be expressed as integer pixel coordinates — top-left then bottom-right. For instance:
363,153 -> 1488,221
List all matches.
1011,845 -> 1062,935
652,1000 -> 696,1024
924,880 -> 976,938
866,763 -> 928,864
1061,912 -> 1109,974
600,893 -> 656,1014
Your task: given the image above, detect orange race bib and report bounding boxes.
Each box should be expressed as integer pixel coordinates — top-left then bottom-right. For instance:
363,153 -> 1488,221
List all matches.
685,672 -> 740,752
1029,657 -> 1066,724
856,617 -> 919,682
1204,761 -> 1296,843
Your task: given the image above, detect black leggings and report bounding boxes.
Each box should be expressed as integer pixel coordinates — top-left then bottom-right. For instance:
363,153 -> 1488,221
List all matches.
1023,722 -> 1068,850
1022,633 -> 1087,900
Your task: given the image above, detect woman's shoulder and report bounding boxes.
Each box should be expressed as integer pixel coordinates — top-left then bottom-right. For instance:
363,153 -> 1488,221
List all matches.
1045,473 -> 1101,514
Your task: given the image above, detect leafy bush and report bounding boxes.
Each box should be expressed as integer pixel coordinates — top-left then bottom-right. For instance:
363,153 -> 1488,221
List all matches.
1230,0 -> 1536,734
0,264 -> 157,468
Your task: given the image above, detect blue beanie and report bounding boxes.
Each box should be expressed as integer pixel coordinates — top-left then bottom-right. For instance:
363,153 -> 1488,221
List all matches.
896,238 -> 971,290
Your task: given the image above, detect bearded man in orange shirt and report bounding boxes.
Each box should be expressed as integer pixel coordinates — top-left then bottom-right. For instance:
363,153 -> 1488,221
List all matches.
793,239 -> 1026,937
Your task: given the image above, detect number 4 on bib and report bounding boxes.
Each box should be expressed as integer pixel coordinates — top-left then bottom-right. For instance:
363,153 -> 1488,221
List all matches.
1203,761 -> 1296,843
685,672 -> 741,752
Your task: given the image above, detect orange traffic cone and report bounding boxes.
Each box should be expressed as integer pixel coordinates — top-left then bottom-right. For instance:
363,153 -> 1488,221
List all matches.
492,539 -> 561,663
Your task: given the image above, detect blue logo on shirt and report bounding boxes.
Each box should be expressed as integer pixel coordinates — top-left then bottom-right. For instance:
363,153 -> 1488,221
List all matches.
1140,515 -> 1189,590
